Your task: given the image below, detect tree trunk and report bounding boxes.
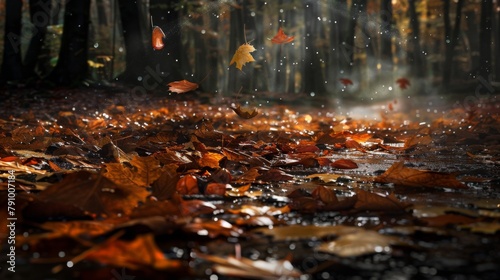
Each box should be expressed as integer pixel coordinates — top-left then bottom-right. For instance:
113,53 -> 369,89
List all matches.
408,0 -> 425,78
496,6 -> 500,81
207,0 -> 219,93
1,0 -> 23,84
380,0 -> 393,79
442,0 -> 464,86
23,0 -> 52,80
252,0 -> 268,92
274,0 -> 286,93
302,0 -> 326,94
47,0 -> 91,86
478,0 -> 492,79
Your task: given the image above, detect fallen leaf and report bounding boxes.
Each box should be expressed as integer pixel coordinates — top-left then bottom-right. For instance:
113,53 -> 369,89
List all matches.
354,190 -> 410,212
270,27 -> 295,44
167,80 -> 199,94
459,222 -> 500,234
228,205 -> 290,216
317,230 -> 403,257
84,234 -> 182,270
183,219 -> 242,238
105,155 -> 163,188
307,173 -> 342,183
331,158 -> 358,169
256,168 -> 294,182
253,224 -> 362,241
374,161 -> 467,189
196,253 -> 302,279
230,43 -> 256,70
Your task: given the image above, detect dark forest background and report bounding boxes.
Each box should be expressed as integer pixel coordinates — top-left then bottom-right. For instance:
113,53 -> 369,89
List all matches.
0,0 -> 499,99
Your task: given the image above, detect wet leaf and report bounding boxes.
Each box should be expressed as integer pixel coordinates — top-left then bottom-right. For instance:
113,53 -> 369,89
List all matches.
37,171 -> 149,217
105,155 -> 163,188
228,205 -> 290,216
374,161 -> 467,189
331,158 -> 358,169
354,190 -> 410,212
307,173 -> 342,183
183,219 -> 242,238
230,43 -> 256,70
317,230 -> 403,257
459,222 -> 500,234
196,253 -> 302,279
84,234 -> 182,270
253,225 -> 362,241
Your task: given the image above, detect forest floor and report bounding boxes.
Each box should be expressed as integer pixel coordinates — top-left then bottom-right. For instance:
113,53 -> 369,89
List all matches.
0,87 -> 499,280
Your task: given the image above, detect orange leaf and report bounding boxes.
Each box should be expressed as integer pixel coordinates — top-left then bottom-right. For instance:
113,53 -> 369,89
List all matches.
339,78 -> 353,86
230,43 -> 256,70
183,219 -> 242,238
311,185 -> 338,204
374,161 -> 467,189
85,234 -> 182,270
232,105 -> 259,119
152,26 -> 166,50
331,158 -> 358,169
396,77 -> 410,89
167,79 -> 199,94
271,27 -> 295,44
354,190 -> 409,212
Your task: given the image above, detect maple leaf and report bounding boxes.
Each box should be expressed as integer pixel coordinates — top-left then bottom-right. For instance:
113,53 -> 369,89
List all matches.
396,77 -> 410,89
37,171 -> 149,217
231,105 -> 259,119
167,79 -> 199,94
270,27 -> 295,44
331,158 -> 358,169
230,43 -> 256,70
374,161 -> 467,189
339,78 -> 353,86
105,155 -> 163,188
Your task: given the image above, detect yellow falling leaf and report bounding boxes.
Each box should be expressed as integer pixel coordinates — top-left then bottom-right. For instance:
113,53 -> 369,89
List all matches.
229,43 -> 256,70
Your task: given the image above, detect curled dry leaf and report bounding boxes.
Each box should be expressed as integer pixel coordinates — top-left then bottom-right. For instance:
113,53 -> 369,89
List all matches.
270,27 -> 295,44
230,43 -> 256,70
374,161 -> 467,189
232,105 -> 259,119
167,79 -> 199,94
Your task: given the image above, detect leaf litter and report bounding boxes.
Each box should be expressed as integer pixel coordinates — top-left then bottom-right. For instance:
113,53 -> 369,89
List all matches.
0,89 -> 499,279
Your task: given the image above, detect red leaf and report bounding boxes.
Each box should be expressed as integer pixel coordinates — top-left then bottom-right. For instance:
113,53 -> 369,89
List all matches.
168,80 -> 199,94
339,78 -> 353,86
271,27 -> 295,44
396,77 -> 410,89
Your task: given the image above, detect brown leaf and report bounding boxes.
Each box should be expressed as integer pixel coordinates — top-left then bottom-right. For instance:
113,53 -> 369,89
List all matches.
311,185 -> 338,204
38,171 -> 149,217
167,79 -> 199,94
256,168 -> 294,182
331,158 -> 358,169
84,234 -> 182,270
105,155 -> 163,188
199,151 -> 224,168
232,105 -> 259,119
183,219 -> 242,238
374,161 -> 467,189
354,190 -> 410,212
151,164 -> 179,200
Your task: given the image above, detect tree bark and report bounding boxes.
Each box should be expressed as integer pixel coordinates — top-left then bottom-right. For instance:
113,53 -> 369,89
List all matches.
408,0 -> 425,78
302,0 -> 326,94
47,0 -> 91,86
227,1 -> 245,94
23,0 -> 52,80
478,0 -> 492,79
442,0 -> 464,86
1,0 -> 23,84
380,0 -> 393,78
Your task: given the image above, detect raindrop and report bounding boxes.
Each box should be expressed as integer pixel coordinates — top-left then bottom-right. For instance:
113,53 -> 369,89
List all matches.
67,261 -> 73,267
93,42 -> 99,48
